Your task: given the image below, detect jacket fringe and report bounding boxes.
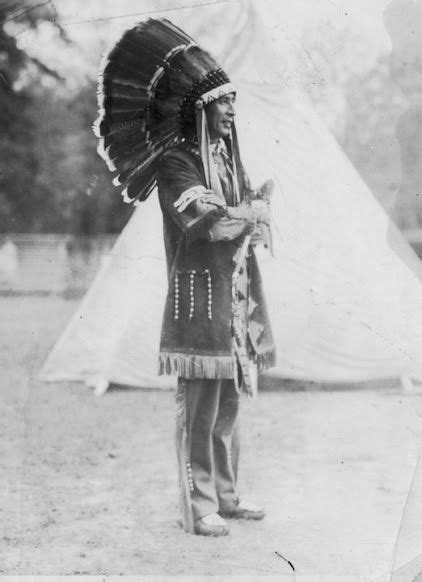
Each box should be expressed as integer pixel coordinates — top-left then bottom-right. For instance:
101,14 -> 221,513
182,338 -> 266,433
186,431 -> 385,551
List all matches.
159,347 -> 276,379
159,351 -> 237,379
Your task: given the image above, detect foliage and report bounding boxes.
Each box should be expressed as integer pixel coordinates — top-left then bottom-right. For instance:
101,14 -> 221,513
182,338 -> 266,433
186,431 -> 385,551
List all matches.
31,82 -> 133,234
339,55 -> 406,224
0,1 -> 58,232
0,1 -> 132,234
299,19 -> 422,228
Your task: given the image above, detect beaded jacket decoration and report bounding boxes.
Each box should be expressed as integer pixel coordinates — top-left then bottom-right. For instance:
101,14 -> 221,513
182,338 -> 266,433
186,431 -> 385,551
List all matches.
94,18 -> 233,204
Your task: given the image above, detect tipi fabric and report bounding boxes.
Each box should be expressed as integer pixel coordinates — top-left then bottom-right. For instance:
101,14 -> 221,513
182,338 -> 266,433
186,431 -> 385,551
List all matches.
40,1 -> 422,390
40,195 -> 173,391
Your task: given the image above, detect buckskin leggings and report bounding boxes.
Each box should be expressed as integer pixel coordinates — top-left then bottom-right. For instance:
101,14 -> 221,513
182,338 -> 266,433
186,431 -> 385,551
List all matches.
175,377 -> 240,532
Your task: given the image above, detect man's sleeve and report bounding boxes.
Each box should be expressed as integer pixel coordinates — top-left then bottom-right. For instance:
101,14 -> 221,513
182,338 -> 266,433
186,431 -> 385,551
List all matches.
157,149 -> 260,244
157,150 -> 222,243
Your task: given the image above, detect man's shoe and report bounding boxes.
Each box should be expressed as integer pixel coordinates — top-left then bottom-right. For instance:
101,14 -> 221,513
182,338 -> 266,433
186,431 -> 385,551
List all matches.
219,499 -> 265,520
194,513 -> 230,536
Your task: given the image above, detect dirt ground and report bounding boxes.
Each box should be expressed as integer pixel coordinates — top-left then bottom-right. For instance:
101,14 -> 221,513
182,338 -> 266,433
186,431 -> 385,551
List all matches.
2,296 -> 422,579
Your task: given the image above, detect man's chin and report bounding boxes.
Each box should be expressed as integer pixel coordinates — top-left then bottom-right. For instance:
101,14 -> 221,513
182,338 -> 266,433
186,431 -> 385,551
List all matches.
219,128 -> 232,138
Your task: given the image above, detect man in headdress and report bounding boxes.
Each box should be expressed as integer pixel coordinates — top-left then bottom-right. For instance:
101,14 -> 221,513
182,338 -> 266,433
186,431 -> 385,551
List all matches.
95,19 -> 275,537
157,72 -> 276,538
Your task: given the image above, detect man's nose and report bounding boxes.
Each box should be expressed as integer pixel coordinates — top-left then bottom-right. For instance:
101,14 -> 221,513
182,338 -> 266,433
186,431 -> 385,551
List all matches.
227,102 -> 236,116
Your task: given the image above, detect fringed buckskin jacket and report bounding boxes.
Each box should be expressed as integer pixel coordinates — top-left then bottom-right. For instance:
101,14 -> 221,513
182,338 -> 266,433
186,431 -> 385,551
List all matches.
157,142 -> 276,384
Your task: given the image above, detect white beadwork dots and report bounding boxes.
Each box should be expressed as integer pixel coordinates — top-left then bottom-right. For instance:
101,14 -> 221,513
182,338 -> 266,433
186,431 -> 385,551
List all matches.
189,270 -> 196,320
186,461 -> 194,492
174,272 -> 180,321
174,270 -> 214,323
204,269 -> 213,320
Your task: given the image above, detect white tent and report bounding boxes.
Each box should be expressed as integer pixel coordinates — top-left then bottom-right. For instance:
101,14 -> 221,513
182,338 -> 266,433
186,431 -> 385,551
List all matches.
40,1 -> 422,393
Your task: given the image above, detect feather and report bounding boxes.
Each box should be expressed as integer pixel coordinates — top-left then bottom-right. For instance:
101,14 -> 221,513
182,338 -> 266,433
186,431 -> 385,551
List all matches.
94,18 -> 232,204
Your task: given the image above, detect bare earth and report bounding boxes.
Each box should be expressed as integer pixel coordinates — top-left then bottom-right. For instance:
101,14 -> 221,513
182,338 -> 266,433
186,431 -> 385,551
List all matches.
2,296 -> 422,580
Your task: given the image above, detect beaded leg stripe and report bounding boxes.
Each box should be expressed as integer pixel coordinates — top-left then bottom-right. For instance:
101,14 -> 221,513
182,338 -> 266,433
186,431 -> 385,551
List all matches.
175,381 -> 195,533
173,269 -> 213,321
186,461 -> 194,492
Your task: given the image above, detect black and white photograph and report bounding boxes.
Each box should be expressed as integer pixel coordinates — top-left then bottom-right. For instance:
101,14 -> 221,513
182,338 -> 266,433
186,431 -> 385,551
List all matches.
1,0 -> 422,579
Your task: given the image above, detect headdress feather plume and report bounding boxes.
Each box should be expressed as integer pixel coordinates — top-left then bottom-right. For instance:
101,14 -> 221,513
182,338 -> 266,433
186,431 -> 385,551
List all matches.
94,18 -> 233,203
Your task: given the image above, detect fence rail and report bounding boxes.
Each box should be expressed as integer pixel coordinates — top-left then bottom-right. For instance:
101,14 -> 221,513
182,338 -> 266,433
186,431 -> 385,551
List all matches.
0,234 -> 117,296
1,231 -> 421,296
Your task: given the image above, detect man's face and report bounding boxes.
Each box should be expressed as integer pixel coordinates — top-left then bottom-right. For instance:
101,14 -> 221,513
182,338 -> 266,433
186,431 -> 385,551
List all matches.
205,92 -> 236,142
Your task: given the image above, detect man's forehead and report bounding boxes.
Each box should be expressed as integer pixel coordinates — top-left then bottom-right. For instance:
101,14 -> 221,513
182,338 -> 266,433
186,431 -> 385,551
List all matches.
216,92 -> 236,102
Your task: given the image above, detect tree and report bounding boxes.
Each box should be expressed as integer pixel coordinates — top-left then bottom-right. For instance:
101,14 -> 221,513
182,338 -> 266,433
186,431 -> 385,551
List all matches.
31,81 -> 132,234
339,55 -> 406,223
0,1 -> 132,233
298,19 -> 420,227
0,0 -> 63,232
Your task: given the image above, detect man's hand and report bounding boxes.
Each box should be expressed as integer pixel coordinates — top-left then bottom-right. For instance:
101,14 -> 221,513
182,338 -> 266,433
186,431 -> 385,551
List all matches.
198,191 -> 227,209
173,187 -> 226,214
225,202 -> 257,228
250,200 -> 271,226
206,199 -> 272,245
